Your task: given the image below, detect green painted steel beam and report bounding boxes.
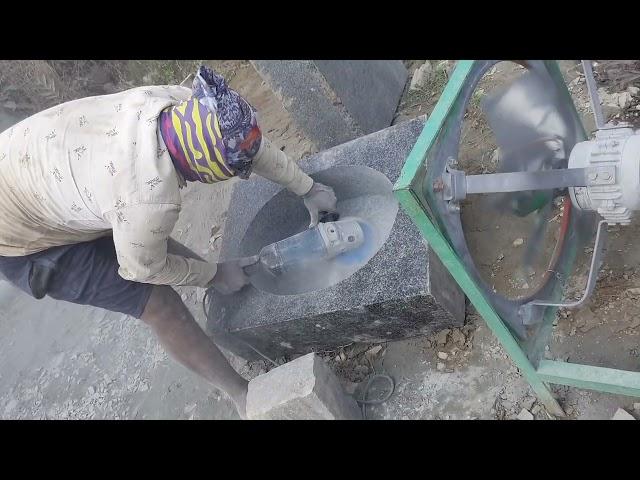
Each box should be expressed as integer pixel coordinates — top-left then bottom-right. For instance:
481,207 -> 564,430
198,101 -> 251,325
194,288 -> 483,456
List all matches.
396,61 -> 475,192
537,360 -> 640,398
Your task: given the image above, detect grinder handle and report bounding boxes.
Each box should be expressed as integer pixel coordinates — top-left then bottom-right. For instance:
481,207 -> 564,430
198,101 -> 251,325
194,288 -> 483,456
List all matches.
241,255 -> 261,277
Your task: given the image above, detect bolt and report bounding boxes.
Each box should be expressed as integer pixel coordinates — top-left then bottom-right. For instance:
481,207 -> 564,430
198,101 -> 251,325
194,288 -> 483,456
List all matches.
588,173 -> 598,182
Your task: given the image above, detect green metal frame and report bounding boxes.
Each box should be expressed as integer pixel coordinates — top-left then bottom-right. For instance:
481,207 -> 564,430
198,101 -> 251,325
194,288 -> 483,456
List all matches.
393,60 -> 640,417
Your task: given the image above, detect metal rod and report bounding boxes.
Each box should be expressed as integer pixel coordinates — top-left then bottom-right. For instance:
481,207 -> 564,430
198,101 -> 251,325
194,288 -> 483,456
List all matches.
581,60 -> 605,130
537,360 -> 640,398
529,220 -> 608,309
465,167 -> 590,195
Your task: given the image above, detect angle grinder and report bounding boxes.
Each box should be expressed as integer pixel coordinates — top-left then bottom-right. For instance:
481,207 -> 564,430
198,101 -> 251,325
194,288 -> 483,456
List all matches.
242,213 -> 365,280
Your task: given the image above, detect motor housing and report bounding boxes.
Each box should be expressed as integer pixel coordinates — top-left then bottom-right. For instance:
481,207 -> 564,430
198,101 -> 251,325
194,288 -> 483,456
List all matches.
569,126 -> 640,225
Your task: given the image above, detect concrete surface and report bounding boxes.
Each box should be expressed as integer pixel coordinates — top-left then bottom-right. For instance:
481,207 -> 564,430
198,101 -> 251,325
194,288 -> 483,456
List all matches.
246,353 -> 361,420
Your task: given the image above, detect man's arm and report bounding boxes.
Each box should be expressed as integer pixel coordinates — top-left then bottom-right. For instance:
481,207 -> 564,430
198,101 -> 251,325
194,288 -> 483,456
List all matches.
251,137 -> 337,227
105,203 -> 217,288
250,137 -> 313,196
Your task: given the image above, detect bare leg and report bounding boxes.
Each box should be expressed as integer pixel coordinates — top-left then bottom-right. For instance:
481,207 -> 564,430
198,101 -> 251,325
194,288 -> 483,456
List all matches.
140,285 -> 248,418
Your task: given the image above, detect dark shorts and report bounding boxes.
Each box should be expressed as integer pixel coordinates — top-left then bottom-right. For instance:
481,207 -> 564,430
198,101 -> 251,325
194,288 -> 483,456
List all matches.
0,236 -> 154,319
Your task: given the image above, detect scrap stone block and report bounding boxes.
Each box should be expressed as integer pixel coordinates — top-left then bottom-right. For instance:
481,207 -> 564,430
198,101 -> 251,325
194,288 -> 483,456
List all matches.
206,116 -> 465,360
251,60 -> 408,150
612,408 -> 635,420
246,353 -> 362,420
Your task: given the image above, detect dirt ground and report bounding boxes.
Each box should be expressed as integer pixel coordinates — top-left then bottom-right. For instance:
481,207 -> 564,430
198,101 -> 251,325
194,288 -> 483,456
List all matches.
1,60 -> 639,420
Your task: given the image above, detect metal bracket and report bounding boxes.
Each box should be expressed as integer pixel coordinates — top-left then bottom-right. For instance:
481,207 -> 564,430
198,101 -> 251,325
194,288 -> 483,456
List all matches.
441,162 -> 467,202
519,220 -> 608,324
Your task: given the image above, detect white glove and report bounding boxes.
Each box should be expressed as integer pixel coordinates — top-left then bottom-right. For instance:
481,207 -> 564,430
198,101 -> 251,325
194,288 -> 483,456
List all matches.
302,182 -> 338,228
209,258 -> 255,295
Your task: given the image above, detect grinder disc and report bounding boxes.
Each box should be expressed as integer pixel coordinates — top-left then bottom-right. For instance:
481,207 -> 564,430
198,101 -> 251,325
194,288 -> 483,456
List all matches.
248,192 -> 397,295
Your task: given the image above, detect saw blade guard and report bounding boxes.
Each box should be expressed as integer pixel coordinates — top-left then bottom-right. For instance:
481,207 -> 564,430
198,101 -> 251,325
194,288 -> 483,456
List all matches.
239,165 -> 399,296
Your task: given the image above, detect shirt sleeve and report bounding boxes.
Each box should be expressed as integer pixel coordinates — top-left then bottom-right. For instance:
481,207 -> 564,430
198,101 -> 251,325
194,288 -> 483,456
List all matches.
250,137 -> 314,196
104,203 -> 217,288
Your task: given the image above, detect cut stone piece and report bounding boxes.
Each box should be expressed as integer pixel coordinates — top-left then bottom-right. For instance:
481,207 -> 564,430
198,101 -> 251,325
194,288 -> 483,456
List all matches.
246,353 -> 362,420
612,408 -> 635,420
516,408 -> 534,420
251,60 -> 408,150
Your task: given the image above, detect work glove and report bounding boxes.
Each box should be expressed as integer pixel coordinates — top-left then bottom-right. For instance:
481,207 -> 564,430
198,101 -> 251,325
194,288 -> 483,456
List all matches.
209,258 -> 255,295
302,182 -> 338,228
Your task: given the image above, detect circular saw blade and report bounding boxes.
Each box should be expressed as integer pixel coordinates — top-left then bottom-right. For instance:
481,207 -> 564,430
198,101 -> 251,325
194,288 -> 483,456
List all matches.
481,70 -> 576,156
479,70 -> 579,272
248,194 -> 397,296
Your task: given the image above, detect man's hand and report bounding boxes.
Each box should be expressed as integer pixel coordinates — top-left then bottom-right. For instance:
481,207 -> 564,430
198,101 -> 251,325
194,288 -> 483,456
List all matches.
302,182 -> 338,228
209,258 -> 255,295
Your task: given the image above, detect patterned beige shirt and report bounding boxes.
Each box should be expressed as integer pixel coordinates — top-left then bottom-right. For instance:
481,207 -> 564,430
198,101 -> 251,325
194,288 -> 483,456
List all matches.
0,85 -> 222,287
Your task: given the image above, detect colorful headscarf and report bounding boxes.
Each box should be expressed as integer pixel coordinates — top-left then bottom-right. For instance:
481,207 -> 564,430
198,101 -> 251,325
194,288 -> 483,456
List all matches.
192,66 -> 262,178
159,98 -> 233,183
159,66 -> 262,183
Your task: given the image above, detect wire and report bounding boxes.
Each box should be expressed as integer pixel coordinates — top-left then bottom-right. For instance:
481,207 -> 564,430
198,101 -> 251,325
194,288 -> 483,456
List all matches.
355,355 -> 396,419
357,374 -> 395,420
358,374 -> 396,405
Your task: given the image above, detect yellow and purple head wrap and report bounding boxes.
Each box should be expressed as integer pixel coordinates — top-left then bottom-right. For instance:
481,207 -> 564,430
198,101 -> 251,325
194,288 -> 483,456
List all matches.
159,66 -> 262,183
159,98 -> 234,183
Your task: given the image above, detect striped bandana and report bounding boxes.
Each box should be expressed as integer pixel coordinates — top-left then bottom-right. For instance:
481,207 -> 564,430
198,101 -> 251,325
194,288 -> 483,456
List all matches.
159,98 -> 234,183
